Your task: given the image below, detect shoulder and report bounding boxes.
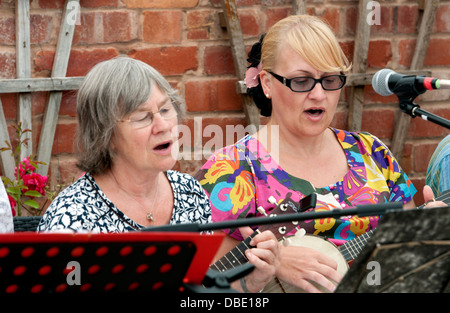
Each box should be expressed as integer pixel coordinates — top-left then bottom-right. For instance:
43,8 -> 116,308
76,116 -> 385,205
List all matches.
38,173 -> 108,232
166,170 -> 206,197
333,128 -> 390,154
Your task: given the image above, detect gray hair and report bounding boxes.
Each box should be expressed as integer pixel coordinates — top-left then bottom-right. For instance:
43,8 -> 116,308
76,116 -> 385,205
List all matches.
75,56 -> 186,174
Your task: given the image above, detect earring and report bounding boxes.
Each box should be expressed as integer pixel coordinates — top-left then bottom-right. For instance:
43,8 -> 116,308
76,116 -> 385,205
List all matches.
265,93 -> 271,99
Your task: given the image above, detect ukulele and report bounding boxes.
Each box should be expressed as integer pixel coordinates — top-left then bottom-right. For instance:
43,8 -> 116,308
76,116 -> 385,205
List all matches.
210,189 -> 450,293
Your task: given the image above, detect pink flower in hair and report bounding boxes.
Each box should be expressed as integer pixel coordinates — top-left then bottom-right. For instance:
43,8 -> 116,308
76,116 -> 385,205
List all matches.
245,62 -> 262,88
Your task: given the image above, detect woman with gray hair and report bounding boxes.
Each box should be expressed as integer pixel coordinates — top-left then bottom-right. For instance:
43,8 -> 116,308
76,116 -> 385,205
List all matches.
38,57 -> 279,293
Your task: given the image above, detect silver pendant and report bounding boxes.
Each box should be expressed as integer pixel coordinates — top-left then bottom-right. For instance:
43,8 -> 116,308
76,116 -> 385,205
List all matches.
147,212 -> 154,221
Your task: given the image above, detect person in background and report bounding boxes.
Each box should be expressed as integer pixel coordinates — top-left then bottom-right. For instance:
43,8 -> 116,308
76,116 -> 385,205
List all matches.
37,56 -> 278,293
426,134 -> 450,197
196,15 -> 444,293
0,179 -> 14,233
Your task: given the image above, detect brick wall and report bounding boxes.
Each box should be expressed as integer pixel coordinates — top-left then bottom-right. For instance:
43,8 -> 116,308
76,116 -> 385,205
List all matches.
1,0 -> 449,206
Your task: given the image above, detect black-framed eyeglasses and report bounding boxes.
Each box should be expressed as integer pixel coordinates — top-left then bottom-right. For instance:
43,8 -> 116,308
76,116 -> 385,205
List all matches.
269,71 -> 346,92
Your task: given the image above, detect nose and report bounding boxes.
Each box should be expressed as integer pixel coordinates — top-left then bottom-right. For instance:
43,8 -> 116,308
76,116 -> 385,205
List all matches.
308,81 -> 327,101
151,112 -> 172,134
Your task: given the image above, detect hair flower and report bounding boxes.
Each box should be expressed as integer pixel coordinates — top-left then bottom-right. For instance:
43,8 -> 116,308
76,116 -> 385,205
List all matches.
245,62 -> 262,88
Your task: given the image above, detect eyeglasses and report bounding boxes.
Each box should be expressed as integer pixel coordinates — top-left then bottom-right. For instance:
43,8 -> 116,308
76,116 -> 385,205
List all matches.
269,72 -> 346,92
120,103 -> 177,129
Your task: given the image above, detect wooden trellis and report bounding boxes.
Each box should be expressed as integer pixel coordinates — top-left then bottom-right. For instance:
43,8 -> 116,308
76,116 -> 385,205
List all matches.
0,0 -> 82,180
0,0 -> 441,181
221,0 -> 437,161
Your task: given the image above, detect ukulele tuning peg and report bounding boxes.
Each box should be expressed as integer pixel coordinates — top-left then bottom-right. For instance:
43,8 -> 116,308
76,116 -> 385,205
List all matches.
257,206 -> 268,216
268,196 -> 277,204
282,236 -> 292,247
294,227 -> 306,239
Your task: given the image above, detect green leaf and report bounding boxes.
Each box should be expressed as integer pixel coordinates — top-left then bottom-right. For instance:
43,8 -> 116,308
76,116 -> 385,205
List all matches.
24,200 -> 40,208
24,190 -> 43,197
6,186 -> 21,195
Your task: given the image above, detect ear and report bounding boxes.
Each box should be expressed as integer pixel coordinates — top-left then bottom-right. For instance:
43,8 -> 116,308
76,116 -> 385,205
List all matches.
259,70 -> 271,97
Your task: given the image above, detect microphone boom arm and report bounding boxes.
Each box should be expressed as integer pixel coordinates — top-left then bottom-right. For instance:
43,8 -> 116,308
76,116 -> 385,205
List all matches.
393,76 -> 450,130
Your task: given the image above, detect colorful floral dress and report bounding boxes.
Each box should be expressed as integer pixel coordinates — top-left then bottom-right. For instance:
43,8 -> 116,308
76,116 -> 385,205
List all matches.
196,128 -> 417,246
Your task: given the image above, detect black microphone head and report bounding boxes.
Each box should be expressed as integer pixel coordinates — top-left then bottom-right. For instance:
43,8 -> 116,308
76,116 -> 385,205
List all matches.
372,69 -> 396,96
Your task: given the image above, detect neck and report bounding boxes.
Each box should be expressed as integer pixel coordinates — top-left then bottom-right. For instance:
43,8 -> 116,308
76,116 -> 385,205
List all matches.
98,166 -> 162,199
257,122 -> 331,161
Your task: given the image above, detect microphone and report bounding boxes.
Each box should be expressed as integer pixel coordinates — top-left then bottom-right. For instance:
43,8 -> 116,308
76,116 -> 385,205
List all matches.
372,69 -> 450,96
372,69 -> 450,130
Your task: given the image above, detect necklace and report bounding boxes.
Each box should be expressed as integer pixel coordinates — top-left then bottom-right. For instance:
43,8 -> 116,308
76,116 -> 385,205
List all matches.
110,170 -> 160,222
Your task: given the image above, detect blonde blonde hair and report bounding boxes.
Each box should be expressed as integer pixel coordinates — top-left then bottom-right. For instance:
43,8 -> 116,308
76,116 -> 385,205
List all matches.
262,15 -> 351,74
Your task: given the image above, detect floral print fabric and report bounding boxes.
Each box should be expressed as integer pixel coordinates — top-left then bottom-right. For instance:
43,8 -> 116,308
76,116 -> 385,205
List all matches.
196,128 -> 416,245
38,171 -> 212,233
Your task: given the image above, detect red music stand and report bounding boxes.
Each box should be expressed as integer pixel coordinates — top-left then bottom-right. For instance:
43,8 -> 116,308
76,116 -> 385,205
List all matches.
0,231 -> 224,294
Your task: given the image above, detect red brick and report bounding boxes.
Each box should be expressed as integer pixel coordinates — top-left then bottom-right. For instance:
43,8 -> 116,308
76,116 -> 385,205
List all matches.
39,0 -> 118,8
187,29 -> 209,40
398,39 -> 416,67
330,110 -> 348,130
185,80 -> 217,112
186,10 -> 215,29
31,92 -> 48,116
180,115 -> 248,149
103,11 -> 139,43
0,15 -> 15,45
122,0 -> 198,8
60,91 -> 78,117
344,7 -> 357,35
413,142 -> 438,173
49,155 -> 83,187
371,6 -> 393,34
361,108 -> 396,139
34,48 -> 119,77
397,5 -> 419,34
319,8 -> 340,34
67,49 -> 119,76
30,14 -> 54,45
143,11 -> 182,44
204,46 -> 235,75
435,4 -> 450,32
399,143 -> 413,174
129,46 -> 198,76
264,8 -> 291,31
238,10 -> 260,37
80,0 -> 119,7
51,122 -> 78,155
0,94 -> 16,119
217,79 -> 242,111
0,52 -> 16,79
367,40 -> 392,68
185,79 -> 242,112
424,38 -> 450,66
72,12 -> 98,45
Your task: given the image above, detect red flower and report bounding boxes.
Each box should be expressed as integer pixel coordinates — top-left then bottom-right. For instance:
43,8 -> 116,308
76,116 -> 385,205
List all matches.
22,173 -> 48,196
15,156 -> 36,179
8,195 -> 16,217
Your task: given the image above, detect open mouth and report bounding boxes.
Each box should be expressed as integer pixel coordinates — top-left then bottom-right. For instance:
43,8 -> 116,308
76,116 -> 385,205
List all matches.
305,108 -> 324,116
154,142 -> 171,150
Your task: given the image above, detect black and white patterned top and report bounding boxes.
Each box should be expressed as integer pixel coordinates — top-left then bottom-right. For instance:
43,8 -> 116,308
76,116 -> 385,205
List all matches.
37,171 -> 211,233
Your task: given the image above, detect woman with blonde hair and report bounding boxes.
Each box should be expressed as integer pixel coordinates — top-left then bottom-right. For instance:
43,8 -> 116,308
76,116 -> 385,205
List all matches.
196,15 -> 442,293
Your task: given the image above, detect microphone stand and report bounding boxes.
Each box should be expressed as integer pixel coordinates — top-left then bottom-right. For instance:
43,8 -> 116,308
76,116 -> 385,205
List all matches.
392,76 -> 450,129
141,202 -> 404,233
399,101 -> 450,130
